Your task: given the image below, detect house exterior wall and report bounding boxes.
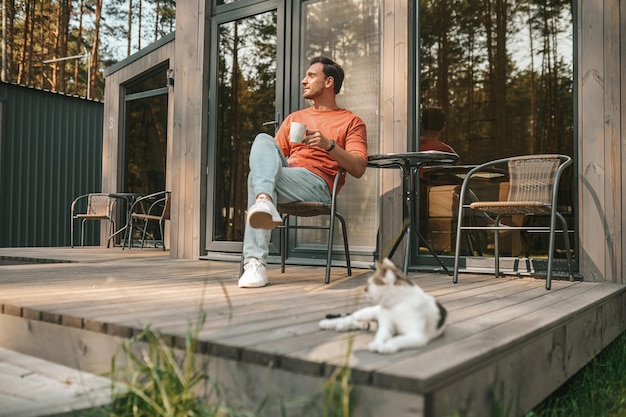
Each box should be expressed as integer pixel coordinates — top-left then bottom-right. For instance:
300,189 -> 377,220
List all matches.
377,0 -> 411,267
578,0 -> 625,284
102,0 -> 626,285
168,2 -> 211,260
101,34 -> 175,247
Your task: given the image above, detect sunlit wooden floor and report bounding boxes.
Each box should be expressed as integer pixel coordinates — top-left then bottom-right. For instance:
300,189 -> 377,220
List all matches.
0,247 -> 624,417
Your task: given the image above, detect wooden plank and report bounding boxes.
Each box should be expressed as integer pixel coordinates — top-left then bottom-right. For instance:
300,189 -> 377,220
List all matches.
0,347 -> 121,417
378,0 -> 408,266
0,249 -> 624,417
424,285 -> 626,417
169,0 -> 208,260
375,283 -> 622,389
259,280 -> 591,383
602,0 -> 623,284
578,0 -> 609,282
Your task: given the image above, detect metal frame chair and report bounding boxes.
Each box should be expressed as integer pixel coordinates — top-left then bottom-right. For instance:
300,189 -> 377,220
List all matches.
70,193 -> 117,248
453,154 -> 574,289
239,169 -> 351,284
126,191 -> 171,250
277,168 -> 351,284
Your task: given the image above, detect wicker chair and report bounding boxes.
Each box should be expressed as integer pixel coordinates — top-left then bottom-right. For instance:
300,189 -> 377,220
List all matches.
452,155 -> 574,289
70,193 -> 117,248
127,191 -> 171,250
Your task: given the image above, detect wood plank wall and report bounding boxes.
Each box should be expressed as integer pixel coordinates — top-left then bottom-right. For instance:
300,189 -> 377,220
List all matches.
578,0 -> 624,284
377,0 -> 409,266
169,2 -> 210,260
621,0 -> 626,285
101,40 -> 175,247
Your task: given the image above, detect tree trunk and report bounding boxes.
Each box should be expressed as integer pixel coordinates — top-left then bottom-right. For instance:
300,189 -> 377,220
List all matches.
2,0 -> 6,81
436,0 -> 450,124
483,0 -> 496,159
526,3 -> 537,152
55,0 -> 70,93
494,0 -> 507,156
74,0 -> 84,95
154,0 -> 159,42
16,0 -> 31,84
127,0 -> 133,56
90,0 -> 102,99
137,0 -> 142,50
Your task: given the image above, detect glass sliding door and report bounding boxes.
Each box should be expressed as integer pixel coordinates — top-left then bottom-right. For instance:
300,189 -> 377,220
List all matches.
119,64 -> 169,247
208,6 -> 279,252
417,0 -> 575,270
123,65 -> 169,195
294,0 -> 380,260
206,0 -> 379,262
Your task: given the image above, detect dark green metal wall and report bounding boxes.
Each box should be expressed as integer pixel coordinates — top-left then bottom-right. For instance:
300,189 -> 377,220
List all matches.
0,82 -> 104,247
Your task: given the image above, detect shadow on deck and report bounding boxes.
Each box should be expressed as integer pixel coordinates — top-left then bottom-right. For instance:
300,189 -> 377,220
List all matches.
0,247 -> 624,417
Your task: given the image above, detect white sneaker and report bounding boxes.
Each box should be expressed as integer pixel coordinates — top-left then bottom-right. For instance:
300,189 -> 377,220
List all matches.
238,259 -> 269,288
247,195 -> 283,230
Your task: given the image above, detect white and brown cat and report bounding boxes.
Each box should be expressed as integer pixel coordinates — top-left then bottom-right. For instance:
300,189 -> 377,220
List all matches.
319,258 -> 447,354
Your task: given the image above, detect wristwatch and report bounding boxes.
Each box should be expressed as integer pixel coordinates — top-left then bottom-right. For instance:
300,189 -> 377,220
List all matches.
327,140 -> 335,152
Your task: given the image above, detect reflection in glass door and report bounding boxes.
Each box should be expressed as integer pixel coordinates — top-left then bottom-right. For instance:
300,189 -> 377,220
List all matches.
123,65 -> 169,195
212,10 -> 278,245
417,1 -> 575,270
297,0 -> 380,258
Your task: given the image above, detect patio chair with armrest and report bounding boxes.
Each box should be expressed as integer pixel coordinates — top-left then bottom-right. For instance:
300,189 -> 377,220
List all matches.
240,169 -> 351,284
453,154 -> 574,290
126,191 -> 171,250
277,168 -> 351,284
70,193 -> 117,248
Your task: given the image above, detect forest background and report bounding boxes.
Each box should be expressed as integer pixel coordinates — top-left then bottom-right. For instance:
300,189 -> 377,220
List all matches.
2,0 -> 573,165
1,0 -> 175,100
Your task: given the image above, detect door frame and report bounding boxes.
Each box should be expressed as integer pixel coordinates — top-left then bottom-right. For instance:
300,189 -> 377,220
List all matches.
205,0 -> 292,254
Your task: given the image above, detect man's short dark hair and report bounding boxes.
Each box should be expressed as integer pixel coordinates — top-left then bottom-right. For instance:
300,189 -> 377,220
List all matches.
310,56 -> 344,94
422,107 -> 446,131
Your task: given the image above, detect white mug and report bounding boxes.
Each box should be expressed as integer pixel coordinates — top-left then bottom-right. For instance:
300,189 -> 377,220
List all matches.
290,122 -> 307,143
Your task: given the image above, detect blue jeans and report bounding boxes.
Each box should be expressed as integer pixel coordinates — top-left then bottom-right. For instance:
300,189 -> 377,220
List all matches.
243,133 -> 331,265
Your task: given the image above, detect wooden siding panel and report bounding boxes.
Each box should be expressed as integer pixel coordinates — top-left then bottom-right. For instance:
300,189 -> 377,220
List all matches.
622,0 -> 626,285
170,2 -> 209,260
378,0 -> 408,265
603,0 -> 622,283
578,0 -> 608,282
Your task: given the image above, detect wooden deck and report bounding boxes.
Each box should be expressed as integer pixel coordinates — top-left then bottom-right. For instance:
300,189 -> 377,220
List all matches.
0,247 -> 624,417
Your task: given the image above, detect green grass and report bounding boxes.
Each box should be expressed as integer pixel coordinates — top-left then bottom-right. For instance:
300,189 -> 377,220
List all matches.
525,331 -> 626,417
86,318 -> 354,417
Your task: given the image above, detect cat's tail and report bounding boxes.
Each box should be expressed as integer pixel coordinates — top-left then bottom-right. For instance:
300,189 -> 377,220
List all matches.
434,301 -> 448,338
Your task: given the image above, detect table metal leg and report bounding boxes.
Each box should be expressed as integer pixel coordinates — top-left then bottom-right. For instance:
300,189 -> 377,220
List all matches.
411,227 -> 452,275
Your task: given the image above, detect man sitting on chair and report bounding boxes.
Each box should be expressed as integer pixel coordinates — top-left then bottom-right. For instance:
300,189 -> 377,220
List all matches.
238,56 -> 368,288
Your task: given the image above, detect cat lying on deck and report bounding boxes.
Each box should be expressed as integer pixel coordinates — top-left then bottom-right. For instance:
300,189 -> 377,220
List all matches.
319,258 -> 447,354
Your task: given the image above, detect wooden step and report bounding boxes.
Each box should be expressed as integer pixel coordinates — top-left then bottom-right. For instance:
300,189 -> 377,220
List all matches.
0,347 -> 120,417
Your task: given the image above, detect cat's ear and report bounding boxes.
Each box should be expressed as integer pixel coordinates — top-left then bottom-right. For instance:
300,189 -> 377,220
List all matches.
374,258 -> 404,285
372,260 -> 390,286
381,258 -> 412,285
382,267 -> 398,285
382,257 -> 395,267
382,257 -> 402,275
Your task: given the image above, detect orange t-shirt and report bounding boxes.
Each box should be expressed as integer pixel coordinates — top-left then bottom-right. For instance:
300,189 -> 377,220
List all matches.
420,137 -> 457,155
275,107 -> 368,193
